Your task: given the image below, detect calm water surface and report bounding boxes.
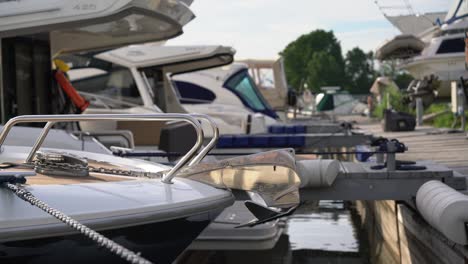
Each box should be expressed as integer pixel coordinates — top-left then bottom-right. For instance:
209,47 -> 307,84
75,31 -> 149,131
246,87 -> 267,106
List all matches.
181,200 -> 370,264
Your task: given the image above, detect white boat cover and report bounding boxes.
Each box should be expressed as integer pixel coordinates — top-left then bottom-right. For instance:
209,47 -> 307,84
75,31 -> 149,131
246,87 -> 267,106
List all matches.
95,44 -> 235,70
0,0 -> 195,53
385,12 -> 446,36
375,34 -> 425,60
445,0 -> 468,24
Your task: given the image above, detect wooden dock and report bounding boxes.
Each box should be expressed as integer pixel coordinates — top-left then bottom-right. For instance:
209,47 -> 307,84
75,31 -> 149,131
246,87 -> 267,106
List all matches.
360,122 -> 468,175
354,121 -> 468,264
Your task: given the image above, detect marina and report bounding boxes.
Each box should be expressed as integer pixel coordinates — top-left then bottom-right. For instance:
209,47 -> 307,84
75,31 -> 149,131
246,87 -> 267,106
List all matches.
1,0 -> 468,264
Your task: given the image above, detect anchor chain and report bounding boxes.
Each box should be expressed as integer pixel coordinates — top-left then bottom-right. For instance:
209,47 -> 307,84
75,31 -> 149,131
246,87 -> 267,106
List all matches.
33,159 -> 161,178
2,182 -> 154,264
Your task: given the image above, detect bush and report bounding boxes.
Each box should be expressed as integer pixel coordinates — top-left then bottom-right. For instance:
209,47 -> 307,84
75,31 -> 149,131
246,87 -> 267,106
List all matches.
424,103 -> 468,130
372,88 -> 411,119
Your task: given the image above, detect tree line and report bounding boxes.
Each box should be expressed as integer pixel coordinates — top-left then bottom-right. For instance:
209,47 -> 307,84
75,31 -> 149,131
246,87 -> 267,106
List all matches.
280,29 -> 412,94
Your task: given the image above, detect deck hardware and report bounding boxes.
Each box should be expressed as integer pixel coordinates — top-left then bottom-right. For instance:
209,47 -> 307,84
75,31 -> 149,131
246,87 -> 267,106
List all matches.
0,114 -> 217,183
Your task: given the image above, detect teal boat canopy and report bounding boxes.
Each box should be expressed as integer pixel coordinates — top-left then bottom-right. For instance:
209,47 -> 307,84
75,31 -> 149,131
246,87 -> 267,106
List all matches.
316,93 -> 334,112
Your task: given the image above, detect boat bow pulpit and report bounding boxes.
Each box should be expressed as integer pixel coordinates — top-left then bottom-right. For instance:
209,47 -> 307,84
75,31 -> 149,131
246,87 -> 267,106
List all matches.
0,114 -> 302,263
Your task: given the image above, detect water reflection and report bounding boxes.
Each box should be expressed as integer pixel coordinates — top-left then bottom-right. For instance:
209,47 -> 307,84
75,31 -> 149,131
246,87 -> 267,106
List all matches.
180,200 -> 370,264
287,200 -> 370,264
289,200 -> 358,252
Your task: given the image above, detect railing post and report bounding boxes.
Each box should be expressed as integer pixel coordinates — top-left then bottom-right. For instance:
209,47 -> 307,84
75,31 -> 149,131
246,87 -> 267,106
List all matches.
26,121 -> 55,163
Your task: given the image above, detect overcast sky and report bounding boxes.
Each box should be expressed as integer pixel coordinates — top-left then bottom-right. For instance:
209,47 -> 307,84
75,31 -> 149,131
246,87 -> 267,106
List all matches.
168,0 -> 451,59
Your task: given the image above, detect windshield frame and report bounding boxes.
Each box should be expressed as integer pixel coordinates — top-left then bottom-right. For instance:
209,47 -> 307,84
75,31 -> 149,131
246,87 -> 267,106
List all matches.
223,69 -> 278,119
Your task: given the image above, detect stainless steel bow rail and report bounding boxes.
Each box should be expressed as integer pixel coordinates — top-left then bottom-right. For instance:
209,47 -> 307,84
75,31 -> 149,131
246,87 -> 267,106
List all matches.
189,114 -> 219,166
0,113 -> 219,183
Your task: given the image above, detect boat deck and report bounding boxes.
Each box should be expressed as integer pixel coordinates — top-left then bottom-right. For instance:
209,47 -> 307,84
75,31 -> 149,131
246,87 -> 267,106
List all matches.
25,173 -> 129,185
1,161 -> 133,185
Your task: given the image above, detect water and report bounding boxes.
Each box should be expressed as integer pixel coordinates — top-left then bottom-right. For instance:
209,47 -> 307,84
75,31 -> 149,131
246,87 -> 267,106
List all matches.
288,201 -> 360,252
181,200 -> 370,264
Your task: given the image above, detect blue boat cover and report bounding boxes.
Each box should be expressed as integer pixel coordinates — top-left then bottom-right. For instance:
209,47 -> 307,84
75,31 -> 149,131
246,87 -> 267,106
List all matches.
268,125 -> 306,134
217,134 -> 306,148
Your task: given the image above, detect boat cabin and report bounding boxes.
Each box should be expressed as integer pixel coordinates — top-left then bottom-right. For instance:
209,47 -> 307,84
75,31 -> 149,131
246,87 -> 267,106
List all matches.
0,0 -> 195,123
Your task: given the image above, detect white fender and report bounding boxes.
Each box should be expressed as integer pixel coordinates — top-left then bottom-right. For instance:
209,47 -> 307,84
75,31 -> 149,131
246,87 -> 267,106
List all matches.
296,159 -> 340,188
416,180 -> 468,245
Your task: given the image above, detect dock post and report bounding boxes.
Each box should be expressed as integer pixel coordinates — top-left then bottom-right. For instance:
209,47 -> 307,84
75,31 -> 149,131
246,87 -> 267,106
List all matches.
458,81 -> 466,131
416,97 -> 423,126
386,141 -> 396,171
376,152 -> 384,164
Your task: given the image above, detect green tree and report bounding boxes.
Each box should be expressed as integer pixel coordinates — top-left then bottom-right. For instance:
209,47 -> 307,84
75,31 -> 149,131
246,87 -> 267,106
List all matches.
344,47 -> 376,94
307,51 -> 343,91
280,29 -> 345,93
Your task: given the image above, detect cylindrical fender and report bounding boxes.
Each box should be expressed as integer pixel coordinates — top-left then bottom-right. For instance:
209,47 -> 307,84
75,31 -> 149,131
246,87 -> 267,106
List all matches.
416,180 -> 468,245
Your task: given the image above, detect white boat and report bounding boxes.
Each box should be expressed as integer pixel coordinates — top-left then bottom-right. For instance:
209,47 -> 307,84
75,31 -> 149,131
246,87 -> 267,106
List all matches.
0,1 -> 308,261
315,90 -> 368,116
173,62 -> 280,128
68,44 -> 243,135
0,114 -> 233,263
171,63 -> 368,136
376,0 -> 468,97
0,113 -> 303,263
0,0 -> 196,123
237,58 -> 289,113
0,0 -> 195,54
67,46 -> 372,154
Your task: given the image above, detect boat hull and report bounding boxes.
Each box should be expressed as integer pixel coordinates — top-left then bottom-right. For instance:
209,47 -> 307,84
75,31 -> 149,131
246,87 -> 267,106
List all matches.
403,54 -> 467,98
0,211 -> 219,264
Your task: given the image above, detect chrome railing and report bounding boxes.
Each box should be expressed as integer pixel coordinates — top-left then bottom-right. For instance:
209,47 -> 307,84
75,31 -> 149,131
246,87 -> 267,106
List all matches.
189,114 -> 219,166
0,113 -> 219,183
71,130 -> 136,149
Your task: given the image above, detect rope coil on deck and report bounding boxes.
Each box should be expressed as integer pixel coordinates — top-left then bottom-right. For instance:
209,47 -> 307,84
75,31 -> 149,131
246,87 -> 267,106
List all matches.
2,182 -> 154,264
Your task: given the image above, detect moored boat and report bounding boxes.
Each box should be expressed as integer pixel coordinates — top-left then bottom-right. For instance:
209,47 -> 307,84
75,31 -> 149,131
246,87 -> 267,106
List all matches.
0,113 -> 302,264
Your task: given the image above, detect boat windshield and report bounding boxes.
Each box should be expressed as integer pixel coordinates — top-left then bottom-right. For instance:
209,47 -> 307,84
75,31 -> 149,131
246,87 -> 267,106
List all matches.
224,69 -> 278,119
71,68 -> 143,109
445,0 -> 468,24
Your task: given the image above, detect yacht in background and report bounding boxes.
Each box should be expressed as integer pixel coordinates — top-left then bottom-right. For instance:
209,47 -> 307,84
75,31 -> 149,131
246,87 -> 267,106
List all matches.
172,62 -> 280,129
237,58 -> 289,114
376,0 -> 467,97
68,47 -> 370,144
69,45 -> 355,138
66,44 -> 251,136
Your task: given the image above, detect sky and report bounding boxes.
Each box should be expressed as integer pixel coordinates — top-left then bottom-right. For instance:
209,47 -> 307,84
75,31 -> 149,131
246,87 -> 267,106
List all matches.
168,0 -> 451,59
